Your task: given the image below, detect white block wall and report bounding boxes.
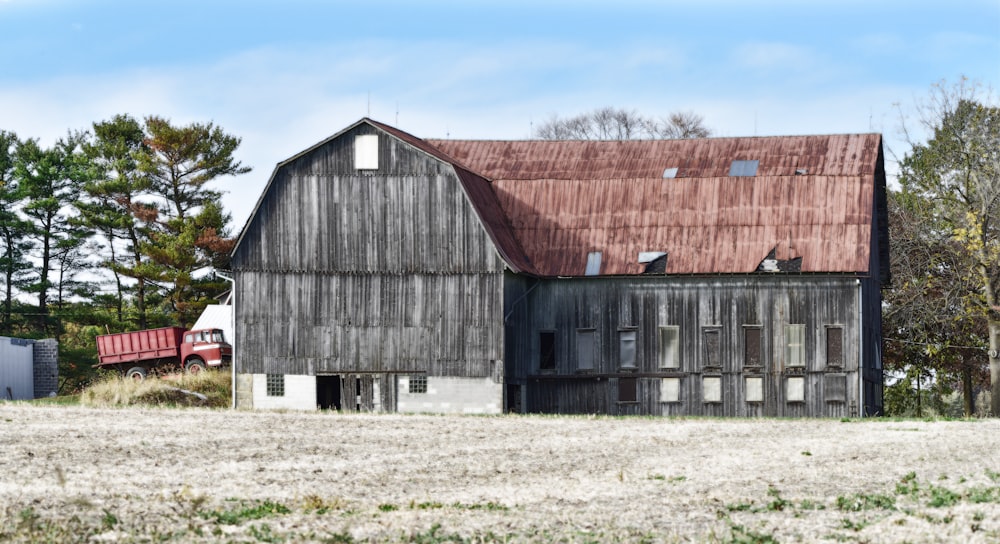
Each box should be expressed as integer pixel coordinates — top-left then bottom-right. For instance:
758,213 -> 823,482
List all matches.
251,374 -> 317,411
397,375 -> 502,414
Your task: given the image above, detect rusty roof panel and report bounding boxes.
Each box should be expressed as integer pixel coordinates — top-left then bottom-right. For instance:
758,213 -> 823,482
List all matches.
422,132 -> 883,276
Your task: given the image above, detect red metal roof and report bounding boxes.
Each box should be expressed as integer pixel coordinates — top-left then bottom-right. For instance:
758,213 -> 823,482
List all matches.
367,120 -> 883,277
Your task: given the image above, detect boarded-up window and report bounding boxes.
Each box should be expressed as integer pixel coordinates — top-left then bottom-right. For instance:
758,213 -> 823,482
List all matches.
785,324 -> 805,367
703,376 -> 722,403
354,134 -> 378,170
826,327 -> 843,368
658,326 -> 680,369
409,375 -> 427,394
539,331 -> 556,371
576,329 -> 595,371
745,376 -> 763,403
702,328 -> 721,369
786,376 -> 805,402
266,374 -> 284,397
825,373 -> 847,403
619,377 -> 638,403
661,378 -> 681,403
744,327 -> 762,368
619,329 -> 637,369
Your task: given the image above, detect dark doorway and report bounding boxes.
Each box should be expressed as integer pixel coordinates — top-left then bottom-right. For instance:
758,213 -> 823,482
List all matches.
317,375 -> 342,410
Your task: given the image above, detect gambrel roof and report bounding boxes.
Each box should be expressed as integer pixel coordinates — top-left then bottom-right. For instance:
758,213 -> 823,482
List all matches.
237,119 -> 888,280
426,133 -> 888,278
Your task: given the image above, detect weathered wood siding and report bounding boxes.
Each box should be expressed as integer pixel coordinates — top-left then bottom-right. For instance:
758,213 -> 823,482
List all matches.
233,123 -> 505,379
506,275 -> 872,417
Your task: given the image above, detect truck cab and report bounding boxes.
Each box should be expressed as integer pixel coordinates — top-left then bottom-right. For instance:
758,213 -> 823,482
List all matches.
180,328 -> 232,373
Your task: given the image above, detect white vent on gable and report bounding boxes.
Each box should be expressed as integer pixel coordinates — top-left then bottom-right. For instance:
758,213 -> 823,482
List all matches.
355,134 -> 379,170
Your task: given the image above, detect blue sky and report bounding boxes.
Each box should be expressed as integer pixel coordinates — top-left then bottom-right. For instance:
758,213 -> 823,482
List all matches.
1,0 -> 998,227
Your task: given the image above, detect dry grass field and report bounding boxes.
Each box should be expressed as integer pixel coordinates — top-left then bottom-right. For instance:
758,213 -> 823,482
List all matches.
2,404 -> 1000,543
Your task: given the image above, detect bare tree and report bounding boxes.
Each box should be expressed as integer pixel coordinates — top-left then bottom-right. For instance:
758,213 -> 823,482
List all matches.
535,107 -> 710,140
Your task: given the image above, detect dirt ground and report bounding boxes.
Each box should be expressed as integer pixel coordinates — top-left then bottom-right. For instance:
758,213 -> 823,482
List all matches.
2,404 -> 1000,543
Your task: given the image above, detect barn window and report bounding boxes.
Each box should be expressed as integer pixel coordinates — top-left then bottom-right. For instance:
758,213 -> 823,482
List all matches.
354,134 -> 379,170
745,376 -> 764,403
786,376 -> 805,403
728,159 -> 759,176
618,377 -> 638,403
619,329 -> 637,369
785,324 -> 805,368
539,331 -> 556,371
826,326 -> 843,368
825,373 -> 847,403
703,376 -> 722,403
660,377 -> 681,403
266,374 -> 284,397
658,326 -> 680,369
408,375 -> 427,394
702,328 -> 721,370
576,329 -> 595,371
744,326 -> 762,368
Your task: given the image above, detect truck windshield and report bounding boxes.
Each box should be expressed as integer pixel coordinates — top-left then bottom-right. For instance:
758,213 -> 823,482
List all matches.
211,331 -> 226,343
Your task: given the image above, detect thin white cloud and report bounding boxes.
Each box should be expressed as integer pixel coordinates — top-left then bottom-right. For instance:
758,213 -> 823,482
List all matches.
731,42 -> 816,73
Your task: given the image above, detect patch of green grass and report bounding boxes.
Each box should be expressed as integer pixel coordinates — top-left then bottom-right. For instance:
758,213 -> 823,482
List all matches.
725,522 -> 779,544
410,501 -> 444,510
378,504 -> 398,512
986,469 -> 1000,482
836,493 -> 896,512
765,487 -> 790,512
839,517 -> 870,532
200,499 -> 290,525
896,471 -> 919,495
725,501 -> 755,512
926,485 -> 961,508
451,501 -> 509,511
101,509 -> 118,530
966,487 -> 1000,504
797,499 -> 825,510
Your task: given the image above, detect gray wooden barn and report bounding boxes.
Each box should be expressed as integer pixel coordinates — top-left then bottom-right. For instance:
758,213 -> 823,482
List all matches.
230,118 -> 888,416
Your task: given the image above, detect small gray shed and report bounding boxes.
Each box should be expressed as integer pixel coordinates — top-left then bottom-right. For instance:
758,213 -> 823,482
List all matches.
0,337 -> 58,400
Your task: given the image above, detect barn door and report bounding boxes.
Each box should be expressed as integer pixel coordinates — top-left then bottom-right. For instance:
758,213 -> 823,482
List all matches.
340,374 -> 378,412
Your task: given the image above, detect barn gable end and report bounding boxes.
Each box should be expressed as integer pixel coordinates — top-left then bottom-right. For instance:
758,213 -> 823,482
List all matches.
232,120 -> 506,413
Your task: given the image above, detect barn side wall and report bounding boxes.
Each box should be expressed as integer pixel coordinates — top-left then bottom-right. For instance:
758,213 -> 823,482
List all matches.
232,123 -> 505,412
505,275 -> 872,417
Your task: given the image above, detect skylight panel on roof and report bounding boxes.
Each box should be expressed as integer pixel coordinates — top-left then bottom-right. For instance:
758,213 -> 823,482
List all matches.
585,252 -> 602,276
662,167 -> 678,179
729,160 -> 759,177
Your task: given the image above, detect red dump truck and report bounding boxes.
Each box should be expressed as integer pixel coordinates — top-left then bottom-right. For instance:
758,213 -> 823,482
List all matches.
96,326 -> 232,380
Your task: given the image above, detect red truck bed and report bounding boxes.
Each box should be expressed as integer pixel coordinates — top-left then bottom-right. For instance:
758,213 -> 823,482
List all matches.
96,327 -> 186,366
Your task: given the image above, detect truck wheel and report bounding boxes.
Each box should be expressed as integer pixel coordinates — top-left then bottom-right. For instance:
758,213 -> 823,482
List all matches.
125,367 -> 147,381
186,359 -> 206,374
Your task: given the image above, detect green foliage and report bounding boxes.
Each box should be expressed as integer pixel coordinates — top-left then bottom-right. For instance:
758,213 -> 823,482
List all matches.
891,77 -> 1000,415
926,485 -> 961,507
200,500 -> 290,525
835,493 -> 896,512
2,114 -> 247,354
